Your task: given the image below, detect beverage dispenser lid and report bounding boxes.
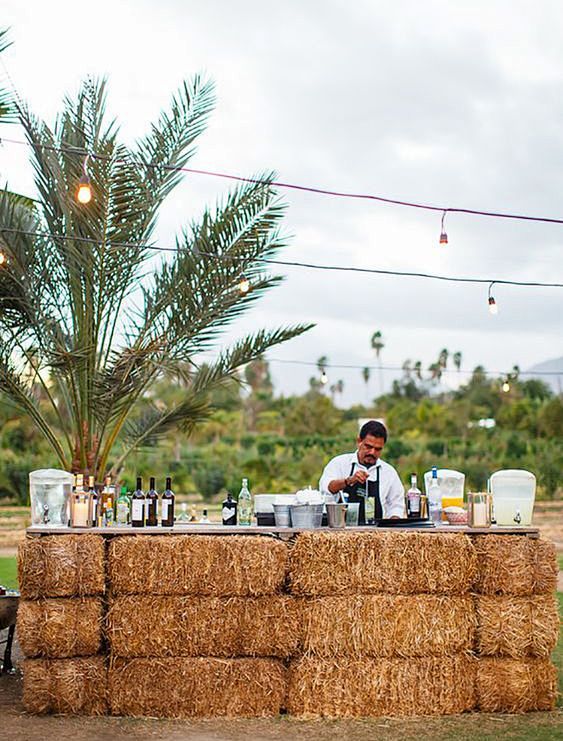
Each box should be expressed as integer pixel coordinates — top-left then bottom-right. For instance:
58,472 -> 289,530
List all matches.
29,469 -> 74,484
490,469 -> 536,482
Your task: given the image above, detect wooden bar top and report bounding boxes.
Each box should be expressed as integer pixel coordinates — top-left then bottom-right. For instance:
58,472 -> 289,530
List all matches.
26,524 -> 540,537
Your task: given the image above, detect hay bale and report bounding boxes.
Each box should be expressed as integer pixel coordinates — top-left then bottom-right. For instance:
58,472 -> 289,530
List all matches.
108,657 -> 286,717
471,535 -> 557,596
23,656 -> 107,715
108,535 -> 288,596
107,595 -> 300,658
289,531 -> 476,596
287,656 -> 477,717
475,595 -> 559,658
476,658 -> 557,712
301,594 -> 475,658
18,535 -> 105,599
532,539 -> 558,594
18,597 -> 103,658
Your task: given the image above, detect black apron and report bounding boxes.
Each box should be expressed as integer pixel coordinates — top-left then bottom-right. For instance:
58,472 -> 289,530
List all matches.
343,462 -> 383,524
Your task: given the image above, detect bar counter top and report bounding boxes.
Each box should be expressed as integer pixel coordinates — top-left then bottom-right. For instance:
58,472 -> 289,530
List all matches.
26,524 -> 540,537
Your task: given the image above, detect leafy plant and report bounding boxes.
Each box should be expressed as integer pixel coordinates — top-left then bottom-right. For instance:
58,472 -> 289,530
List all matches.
0,76 -> 312,477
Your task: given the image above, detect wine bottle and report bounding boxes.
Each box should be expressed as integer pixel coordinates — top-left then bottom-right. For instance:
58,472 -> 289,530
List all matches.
221,491 -> 237,525
116,486 -> 130,526
88,475 -> 98,527
131,476 -> 145,528
146,476 -> 158,526
161,476 -> 175,527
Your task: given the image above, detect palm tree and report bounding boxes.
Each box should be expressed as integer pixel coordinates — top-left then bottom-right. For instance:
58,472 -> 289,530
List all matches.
453,351 -> 462,372
402,359 -> 412,379
428,362 -> 442,383
413,360 -> 423,381
0,77 -> 312,477
370,330 -> 384,395
361,366 -> 370,402
0,30 -> 16,124
438,348 -> 449,370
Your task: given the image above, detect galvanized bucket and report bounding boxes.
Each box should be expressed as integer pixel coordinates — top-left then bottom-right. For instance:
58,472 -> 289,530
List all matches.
289,503 -> 323,529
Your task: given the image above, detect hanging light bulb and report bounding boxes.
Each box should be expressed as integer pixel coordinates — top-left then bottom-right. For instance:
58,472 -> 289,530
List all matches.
439,210 -> 448,245
320,369 -> 328,385
488,282 -> 498,314
0,250 -> 6,266
76,155 -> 92,204
502,380 -> 510,393
238,275 -> 250,295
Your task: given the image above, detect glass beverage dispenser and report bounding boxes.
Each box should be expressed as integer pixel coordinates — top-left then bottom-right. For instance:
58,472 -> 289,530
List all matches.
29,469 -> 74,527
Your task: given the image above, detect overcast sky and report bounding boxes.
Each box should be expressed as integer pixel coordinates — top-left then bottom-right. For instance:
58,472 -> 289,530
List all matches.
1,1 -> 562,404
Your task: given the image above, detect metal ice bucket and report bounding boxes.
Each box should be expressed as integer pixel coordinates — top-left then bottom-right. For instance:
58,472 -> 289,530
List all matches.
289,504 -> 323,529
273,504 -> 291,527
326,502 -> 348,528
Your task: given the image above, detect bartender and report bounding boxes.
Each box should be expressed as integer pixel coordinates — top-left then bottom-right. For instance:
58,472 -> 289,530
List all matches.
319,420 -> 405,523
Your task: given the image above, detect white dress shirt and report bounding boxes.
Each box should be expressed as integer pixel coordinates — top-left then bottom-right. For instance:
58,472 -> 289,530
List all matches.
319,451 -> 405,518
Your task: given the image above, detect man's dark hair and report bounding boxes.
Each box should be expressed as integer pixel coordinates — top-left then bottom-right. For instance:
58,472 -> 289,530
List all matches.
359,420 -> 388,442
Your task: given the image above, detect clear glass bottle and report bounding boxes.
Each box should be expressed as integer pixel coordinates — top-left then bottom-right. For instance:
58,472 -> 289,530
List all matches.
116,486 -> 130,526
199,508 -> 211,524
100,476 -> 114,527
406,473 -> 421,518
71,474 -> 90,528
176,501 -> 190,523
428,466 -> 443,525
238,478 -> 252,526
161,477 -> 175,527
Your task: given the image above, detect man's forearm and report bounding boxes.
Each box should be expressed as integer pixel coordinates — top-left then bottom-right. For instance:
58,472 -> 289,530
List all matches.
328,478 -> 348,494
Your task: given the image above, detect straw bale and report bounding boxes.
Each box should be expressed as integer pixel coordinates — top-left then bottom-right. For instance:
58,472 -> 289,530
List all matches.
471,535 -> 537,595
289,531 -> 476,596
22,656 -> 107,715
532,538 -> 558,594
287,656 -> 477,717
107,595 -> 300,658
18,597 -> 103,658
475,595 -> 559,658
18,535 -> 105,599
476,658 -> 557,712
108,657 -> 286,717
108,535 -> 288,596
301,594 -> 475,658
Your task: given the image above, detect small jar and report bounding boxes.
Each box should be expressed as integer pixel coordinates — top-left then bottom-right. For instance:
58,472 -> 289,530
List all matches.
468,492 -> 491,528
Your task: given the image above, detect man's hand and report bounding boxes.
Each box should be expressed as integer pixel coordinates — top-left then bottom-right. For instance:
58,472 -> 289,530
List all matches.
346,469 -> 369,487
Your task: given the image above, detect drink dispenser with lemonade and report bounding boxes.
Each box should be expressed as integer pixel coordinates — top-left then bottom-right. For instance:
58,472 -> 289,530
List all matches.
29,469 -> 74,527
424,469 -> 465,519
490,469 -> 535,526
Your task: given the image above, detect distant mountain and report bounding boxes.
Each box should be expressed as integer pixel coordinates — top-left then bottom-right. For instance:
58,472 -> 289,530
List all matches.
524,356 -> 563,394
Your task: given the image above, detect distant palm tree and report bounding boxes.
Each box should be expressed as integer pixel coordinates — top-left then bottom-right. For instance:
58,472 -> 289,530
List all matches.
428,362 -> 443,382
361,366 -> 370,401
438,348 -> 449,370
453,351 -> 462,372
402,359 -> 412,379
413,360 -> 423,381
370,330 -> 385,395
0,76 -> 311,477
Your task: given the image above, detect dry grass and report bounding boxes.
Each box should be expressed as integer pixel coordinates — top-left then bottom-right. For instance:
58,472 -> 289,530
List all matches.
475,595 -> 559,658
108,535 -> 288,596
108,657 -> 287,718
107,595 -> 300,658
287,656 -> 477,717
289,531 -> 477,596
22,656 -> 107,715
300,594 -> 476,658
471,536 -> 557,596
18,535 -> 105,599
17,597 -> 103,658
476,657 -> 557,712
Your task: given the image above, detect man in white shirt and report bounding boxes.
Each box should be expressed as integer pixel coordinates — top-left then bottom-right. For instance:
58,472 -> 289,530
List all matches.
319,420 -> 405,522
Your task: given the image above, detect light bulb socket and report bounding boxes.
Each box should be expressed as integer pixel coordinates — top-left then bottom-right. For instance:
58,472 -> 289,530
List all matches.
439,232 -> 448,244
488,296 -> 498,314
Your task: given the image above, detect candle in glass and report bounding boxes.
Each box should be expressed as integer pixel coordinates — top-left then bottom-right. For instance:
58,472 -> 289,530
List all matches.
468,492 -> 491,528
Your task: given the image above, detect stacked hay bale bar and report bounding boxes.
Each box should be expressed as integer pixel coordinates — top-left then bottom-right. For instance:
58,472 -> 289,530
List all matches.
106,535 -> 290,718
17,534 -> 107,714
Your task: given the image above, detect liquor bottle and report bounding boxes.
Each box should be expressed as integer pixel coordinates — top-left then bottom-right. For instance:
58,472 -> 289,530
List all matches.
221,491 -> 237,525
88,475 -> 98,527
406,473 -> 422,518
238,478 -> 252,526
189,505 -> 197,522
116,486 -> 130,526
199,508 -> 211,524
71,474 -> 90,527
100,476 -> 114,527
176,502 -> 190,523
131,477 -> 145,528
428,466 -> 443,525
161,477 -> 175,527
146,476 -> 159,526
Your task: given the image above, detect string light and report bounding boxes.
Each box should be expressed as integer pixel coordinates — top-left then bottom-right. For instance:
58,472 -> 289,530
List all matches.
238,275 -> 250,295
76,155 -> 92,204
488,282 -> 499,315
502,380 -> 511,392
439,210 -> 448,245
320,369 -> 329,385
0,250 -> 6,266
